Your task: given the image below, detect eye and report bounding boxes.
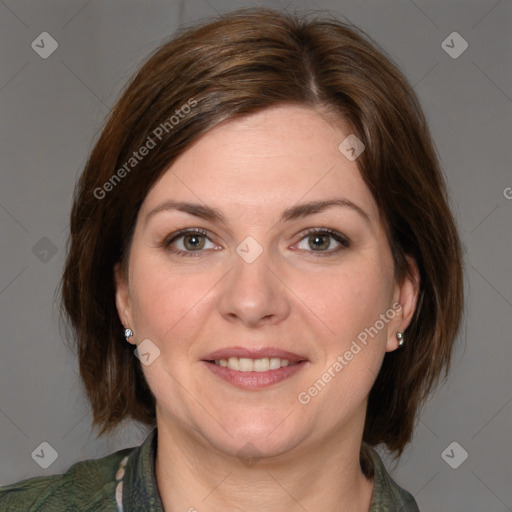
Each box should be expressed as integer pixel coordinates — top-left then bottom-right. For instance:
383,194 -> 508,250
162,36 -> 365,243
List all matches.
165,229 -> 219,256
294,228 -> 350,254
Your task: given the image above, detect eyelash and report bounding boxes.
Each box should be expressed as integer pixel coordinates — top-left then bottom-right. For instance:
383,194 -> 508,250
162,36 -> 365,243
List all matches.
164,228 -> 350,257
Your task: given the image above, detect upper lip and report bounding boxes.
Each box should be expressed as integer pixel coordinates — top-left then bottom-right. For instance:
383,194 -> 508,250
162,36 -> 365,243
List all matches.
203,346 -> 308,363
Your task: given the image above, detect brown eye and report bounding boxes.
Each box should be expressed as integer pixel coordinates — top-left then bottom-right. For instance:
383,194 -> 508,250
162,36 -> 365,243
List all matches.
295,228 -> 350,254
182,233 -> 206,251
165,229 -> 218,256
308,233 -> 331,251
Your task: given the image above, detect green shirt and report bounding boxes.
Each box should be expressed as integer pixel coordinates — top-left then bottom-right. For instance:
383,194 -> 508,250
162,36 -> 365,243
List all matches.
0,429 -> 419,511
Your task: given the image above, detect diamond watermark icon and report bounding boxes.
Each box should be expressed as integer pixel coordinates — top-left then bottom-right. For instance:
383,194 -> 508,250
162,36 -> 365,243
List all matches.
338,134 -> 365,161
32,237 -> 58,263
441,32 -> 468,59
441,441 -> 468,469
134,338 -> 161,366
31,32 -> 59,59
236,236 -> 263,264
31,441 -> 59,469
237,442 -> 263,468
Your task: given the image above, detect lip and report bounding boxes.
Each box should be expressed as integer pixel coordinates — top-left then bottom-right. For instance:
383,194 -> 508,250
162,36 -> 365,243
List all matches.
202,360 -> 309,390
201,346 -> 309,391
202,346 -> 308,363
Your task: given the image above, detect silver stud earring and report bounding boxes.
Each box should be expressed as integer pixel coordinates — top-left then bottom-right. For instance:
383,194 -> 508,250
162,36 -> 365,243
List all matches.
396,331 -> 404,347
124,328 -> 133,341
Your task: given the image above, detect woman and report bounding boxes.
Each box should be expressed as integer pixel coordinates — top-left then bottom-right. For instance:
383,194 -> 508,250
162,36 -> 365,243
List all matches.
0,7 -> 463,511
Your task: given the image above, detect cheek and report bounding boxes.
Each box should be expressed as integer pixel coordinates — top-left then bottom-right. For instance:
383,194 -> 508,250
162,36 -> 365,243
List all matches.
300,267 -> 392,410
128,252 -> 217,347
324,262 -> 394,391
307,260 -> 393,343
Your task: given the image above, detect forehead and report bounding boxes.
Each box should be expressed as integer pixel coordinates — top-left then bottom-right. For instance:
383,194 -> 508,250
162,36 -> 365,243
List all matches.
140,105 -> 380,224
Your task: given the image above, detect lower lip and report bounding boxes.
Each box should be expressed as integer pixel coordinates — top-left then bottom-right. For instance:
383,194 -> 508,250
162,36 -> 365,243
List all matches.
202,361 -> 308,390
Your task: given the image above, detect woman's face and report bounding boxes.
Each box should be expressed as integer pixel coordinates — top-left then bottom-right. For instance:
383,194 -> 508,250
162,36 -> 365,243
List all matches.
115,105 -> 418,458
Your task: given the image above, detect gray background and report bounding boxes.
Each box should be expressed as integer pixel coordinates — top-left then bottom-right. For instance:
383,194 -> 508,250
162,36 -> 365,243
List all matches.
0,0 -> 511,510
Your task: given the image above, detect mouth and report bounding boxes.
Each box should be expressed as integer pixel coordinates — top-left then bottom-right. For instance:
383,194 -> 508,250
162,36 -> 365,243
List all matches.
201,347 -> 308,390
207,356 -> 302,372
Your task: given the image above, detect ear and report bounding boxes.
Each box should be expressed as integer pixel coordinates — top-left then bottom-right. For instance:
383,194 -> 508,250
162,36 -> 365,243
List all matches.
385,255 -> 420,352
114,262 -> 136,345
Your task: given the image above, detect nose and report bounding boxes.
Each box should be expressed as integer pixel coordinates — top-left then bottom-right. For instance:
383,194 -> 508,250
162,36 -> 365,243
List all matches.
218,244 -> 291,328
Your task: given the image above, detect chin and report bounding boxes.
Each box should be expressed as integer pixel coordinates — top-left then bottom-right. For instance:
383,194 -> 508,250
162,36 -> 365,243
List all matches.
201,415 -> 306,460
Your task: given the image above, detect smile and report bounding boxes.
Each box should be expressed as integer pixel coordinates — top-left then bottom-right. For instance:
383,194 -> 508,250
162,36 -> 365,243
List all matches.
203,359 -> 308,390
202,346 -> 308,390
212,357 -> 299,372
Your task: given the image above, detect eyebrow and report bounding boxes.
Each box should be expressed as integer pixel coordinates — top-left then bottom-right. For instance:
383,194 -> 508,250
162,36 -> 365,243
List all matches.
145,198 -> 371,227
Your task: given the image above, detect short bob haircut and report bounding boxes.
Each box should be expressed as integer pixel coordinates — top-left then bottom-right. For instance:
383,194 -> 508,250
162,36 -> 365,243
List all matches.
61,7 -> 464,459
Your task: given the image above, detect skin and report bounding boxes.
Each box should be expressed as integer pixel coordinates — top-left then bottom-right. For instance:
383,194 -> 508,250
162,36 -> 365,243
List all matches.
115,104 -> 419,512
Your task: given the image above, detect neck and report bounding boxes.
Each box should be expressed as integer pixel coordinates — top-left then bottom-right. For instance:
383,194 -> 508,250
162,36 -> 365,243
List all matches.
154,411 -> 374,512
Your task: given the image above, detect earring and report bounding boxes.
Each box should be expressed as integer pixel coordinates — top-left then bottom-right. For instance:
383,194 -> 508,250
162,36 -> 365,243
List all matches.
124,328 -> 133,341
396,331 -> 404,347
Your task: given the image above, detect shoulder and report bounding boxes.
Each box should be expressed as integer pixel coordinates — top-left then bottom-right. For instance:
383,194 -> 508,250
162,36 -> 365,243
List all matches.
0,446 -> 134,512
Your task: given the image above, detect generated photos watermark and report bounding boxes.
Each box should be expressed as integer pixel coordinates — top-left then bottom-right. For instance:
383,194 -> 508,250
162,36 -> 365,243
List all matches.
93,97 -> 198,200
298,301 -> 402,405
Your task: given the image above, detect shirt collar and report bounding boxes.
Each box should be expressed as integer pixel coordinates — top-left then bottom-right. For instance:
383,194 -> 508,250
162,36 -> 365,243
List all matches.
367,444 -> 418,510
122,428 -> 164,511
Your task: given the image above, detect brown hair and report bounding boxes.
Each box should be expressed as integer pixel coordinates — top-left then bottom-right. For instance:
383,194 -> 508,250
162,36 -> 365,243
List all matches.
61,7 -> 464,459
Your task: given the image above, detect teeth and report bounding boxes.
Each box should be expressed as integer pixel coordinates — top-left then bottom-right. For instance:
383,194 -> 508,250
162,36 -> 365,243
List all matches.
227,357 -> 239,370
239,357 -> 254,371
213,357 -> 295,372
269,357 -> 281,370
253,358 -> 270,372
